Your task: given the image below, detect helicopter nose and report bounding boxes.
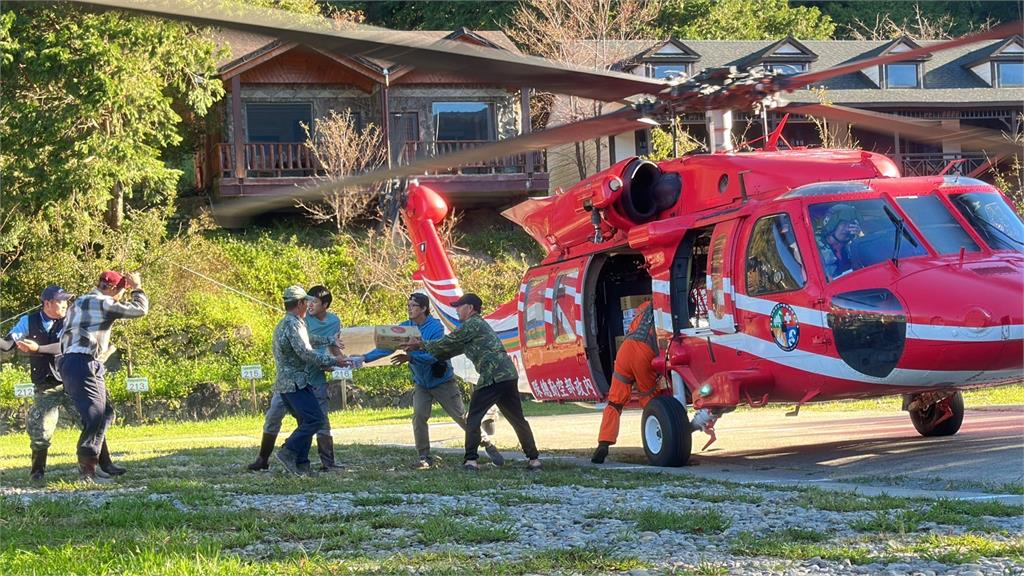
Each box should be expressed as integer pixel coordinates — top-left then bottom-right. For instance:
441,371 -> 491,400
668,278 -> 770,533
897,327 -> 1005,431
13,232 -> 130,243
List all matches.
895,260 -> 1024,380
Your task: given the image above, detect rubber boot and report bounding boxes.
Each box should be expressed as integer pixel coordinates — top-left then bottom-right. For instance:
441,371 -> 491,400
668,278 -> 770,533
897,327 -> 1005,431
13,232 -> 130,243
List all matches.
98,441 -> 126,476
316,434 -> 344,472
78,455 -> 113,484
591,441 -> 611,464
247,433 -> 277,471
29,448 -> 47,482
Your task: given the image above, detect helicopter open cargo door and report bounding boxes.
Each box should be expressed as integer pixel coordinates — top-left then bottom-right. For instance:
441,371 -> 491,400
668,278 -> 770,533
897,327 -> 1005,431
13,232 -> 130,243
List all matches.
519,257 -> 602,401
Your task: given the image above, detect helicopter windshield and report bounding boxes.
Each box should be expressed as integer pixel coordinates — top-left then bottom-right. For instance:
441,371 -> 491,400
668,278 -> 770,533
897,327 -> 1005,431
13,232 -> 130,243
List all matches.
811,199 -> 927,281
949,192 -> 1024,253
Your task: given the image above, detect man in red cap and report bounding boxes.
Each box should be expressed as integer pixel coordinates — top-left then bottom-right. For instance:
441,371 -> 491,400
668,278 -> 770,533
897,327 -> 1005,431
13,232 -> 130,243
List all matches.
60,270 -> 148,482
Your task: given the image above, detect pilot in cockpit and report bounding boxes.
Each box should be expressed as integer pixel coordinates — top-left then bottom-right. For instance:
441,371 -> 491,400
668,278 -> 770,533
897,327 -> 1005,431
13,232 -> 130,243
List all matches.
816,203 -> 861,280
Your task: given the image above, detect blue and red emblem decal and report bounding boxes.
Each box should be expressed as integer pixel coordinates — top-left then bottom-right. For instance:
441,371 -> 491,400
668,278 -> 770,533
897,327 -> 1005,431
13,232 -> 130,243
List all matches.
770,303 -> 800,351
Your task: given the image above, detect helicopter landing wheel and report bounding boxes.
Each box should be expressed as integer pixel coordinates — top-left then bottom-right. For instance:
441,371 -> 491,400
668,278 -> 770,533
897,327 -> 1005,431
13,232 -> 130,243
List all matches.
909,391 -> 964,437
641,396 -> 692,467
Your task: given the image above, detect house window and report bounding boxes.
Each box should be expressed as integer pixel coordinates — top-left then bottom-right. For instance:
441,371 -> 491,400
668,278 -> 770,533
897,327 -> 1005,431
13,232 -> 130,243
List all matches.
763,62 -> 807,74
996,61 -> 1023,87
647,62 -> 690,79
884,63 -> 919,88
432,102 -> 495,141
246,103 -> 312,142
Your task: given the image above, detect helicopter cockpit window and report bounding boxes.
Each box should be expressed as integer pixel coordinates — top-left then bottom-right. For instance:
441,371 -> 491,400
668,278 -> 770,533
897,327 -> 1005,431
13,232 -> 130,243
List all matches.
552,270 -> 579,344
524,276 -> 548,348
810,199 -> 927,281
950,192 -> 1024,253
745,214 -> 806,296
895,195 -> 979,254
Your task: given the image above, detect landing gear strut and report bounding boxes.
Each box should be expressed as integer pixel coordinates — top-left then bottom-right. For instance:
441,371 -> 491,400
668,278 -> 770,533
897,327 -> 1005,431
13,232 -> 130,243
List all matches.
906,391 -> 964,437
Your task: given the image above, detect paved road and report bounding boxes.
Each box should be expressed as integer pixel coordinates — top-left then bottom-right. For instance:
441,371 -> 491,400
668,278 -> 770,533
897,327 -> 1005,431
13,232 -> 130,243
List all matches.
337,404 -> 1024,496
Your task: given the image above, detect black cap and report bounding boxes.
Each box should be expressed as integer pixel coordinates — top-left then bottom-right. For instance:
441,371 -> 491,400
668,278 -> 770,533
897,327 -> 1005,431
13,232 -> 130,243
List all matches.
450,293 -> 482,312
40,285 -> 74,302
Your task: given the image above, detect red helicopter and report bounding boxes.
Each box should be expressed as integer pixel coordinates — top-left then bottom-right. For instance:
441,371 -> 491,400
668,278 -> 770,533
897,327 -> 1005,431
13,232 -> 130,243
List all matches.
76,1 -> 1024,466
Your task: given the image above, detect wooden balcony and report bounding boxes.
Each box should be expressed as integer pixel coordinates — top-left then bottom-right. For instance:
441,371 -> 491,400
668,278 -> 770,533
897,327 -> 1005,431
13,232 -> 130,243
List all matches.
397,140 -> 546,174
213,140 -> 549,206
898,153 -> 999,179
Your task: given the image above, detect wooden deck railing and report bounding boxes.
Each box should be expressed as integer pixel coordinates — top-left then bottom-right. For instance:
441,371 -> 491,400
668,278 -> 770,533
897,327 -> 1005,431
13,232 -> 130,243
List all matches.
215,140 -> 546,179
215,142 -> 320,178
398,140 -> 546,173
898,153 -> 992,178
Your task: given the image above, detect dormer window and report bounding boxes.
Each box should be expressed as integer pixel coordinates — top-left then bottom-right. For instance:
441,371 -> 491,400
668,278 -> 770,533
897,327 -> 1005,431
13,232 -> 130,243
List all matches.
636,39 -> 700,80
862,36 -> 929,89
762,62 -> 807,74
995,61 -> 1023,87
748,38 -> 816,77
966,35 -> 1023,87
647,62 -> 691,79
884,62 -> 920,88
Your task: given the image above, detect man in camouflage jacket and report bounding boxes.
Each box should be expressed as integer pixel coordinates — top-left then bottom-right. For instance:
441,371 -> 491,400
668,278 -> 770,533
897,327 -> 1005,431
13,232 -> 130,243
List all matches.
406,293 -> 541,472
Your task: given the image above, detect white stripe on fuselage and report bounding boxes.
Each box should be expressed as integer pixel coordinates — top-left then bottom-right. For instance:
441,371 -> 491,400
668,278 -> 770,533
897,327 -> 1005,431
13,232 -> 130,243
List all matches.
734,293 -> 1024,344
709,332 -> 1021,387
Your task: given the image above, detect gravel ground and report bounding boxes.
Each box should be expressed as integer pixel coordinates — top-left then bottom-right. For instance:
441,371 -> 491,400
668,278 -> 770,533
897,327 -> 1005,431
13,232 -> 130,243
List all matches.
217,481 -> 1023,575
3,474 -> 1022,575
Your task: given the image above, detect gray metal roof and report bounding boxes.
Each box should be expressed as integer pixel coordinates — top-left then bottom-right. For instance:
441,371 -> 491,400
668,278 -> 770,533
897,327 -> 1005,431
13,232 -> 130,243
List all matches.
606,37 -> 1024,105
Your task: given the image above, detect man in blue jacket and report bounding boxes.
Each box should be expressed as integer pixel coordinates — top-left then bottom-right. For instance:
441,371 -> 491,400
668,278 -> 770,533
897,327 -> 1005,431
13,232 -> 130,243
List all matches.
365,293 -> 504,469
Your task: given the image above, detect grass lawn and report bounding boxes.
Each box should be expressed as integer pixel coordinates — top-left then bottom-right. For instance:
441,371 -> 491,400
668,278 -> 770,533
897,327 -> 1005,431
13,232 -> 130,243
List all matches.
0,396 -> 1020,575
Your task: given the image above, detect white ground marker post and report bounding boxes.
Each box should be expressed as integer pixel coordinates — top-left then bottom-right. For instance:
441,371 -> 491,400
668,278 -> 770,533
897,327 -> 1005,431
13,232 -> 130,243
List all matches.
126,376 -> 149,420
14,382 -> 34,424
241,364 -> 263,414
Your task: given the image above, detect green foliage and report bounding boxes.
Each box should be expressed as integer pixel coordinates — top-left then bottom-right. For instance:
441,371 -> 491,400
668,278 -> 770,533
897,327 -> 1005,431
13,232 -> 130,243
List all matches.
805,1 -> 1023,40
0,217 -> 536,411
657,0 -> 836,40
343,1 -> 518,30
0,4 -> 224,287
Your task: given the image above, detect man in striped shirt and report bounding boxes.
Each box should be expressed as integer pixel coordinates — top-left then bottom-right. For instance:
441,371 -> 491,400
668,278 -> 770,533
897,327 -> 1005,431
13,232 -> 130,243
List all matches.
60,270 -> 149,482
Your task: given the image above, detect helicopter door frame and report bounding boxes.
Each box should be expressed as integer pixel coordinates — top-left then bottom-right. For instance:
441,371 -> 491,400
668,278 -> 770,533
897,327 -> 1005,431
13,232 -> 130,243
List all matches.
518,257 -> 600,401
706,219 -> 741,334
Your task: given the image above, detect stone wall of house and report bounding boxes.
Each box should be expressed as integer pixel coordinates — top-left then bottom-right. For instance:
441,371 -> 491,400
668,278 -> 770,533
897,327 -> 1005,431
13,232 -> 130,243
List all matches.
222,85 -> 379,141
387,86 -> 521,144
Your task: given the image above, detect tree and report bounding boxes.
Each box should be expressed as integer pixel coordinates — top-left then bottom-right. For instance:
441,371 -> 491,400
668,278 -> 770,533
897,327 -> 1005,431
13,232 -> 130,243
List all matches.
0,4 -> 223,257
336,1 -> 518,30
505,0 -> 661,180
806,1 -> 1021,40
657,0 -> 835,40
297,111 -> 388,231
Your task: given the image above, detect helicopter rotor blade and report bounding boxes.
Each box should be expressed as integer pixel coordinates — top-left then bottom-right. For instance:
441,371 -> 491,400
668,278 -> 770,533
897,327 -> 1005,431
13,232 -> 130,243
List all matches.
779,20 -> 1023,92
782,103 -> 1023,156
214,107 -> 650,219
65,0 -> 669,102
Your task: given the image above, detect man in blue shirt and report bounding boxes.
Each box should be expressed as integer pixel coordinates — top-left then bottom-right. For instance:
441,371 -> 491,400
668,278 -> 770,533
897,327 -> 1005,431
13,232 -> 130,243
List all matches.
1,285 -> 78,481
248,285 -> 345,473
365,292 -> 504,469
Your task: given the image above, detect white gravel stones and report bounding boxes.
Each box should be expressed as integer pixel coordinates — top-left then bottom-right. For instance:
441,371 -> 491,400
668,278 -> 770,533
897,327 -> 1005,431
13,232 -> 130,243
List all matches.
5,480 -> 1021,575
212,482 -> 1023,575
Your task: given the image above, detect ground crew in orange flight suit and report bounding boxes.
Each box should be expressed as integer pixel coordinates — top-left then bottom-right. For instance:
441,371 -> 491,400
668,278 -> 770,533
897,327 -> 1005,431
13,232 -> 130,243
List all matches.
591,300 -> 660,464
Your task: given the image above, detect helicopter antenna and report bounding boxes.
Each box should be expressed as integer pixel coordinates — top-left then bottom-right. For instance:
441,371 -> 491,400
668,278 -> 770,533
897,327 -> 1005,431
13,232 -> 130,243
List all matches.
738,170 -> 751,203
